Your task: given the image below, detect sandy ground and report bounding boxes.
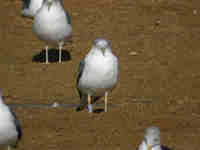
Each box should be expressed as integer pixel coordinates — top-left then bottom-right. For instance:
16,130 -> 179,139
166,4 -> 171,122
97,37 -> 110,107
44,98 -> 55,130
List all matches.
0,0 -> 200,150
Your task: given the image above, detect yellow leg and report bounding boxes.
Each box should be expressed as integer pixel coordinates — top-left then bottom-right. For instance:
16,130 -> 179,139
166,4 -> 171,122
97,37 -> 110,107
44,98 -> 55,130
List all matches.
105,92 -> 108,112
45,45 -> 49,64
59,44 -> 62,63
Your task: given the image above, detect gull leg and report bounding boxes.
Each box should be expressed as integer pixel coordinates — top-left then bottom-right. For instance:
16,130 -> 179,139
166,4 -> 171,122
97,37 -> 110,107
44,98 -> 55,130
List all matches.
59,44 -> 62,63
88,94 -> 92,113
45,45 -> 49,64
105,92 -> 108,112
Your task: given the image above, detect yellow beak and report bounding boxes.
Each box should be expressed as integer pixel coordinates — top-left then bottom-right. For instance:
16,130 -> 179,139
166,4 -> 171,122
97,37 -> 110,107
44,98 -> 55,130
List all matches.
100,47 -> 105,54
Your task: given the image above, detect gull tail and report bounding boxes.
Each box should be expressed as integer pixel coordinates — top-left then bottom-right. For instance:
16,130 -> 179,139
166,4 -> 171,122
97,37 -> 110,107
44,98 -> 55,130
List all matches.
76,93 -> 88,112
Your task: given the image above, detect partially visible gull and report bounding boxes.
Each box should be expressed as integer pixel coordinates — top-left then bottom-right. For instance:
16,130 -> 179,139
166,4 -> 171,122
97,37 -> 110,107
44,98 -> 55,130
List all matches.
138,126 -> 170,150
33,0 -> 72,64
21,0 -> 43,18
0,90 -> 22,150
76,38 -> 118,113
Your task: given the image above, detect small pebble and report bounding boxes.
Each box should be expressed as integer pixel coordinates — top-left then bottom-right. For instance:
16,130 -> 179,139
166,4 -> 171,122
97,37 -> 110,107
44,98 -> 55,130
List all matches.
193,9 -> 197,15
177,100 -> 184,105
52,102 -> 59,108
155,19 -> 161,26
129,51 -> 138,56
72,12 -> 79,16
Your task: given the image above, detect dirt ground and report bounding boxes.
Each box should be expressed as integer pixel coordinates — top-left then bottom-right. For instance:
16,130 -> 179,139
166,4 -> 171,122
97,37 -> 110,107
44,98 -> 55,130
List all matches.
0,0 -> 200,150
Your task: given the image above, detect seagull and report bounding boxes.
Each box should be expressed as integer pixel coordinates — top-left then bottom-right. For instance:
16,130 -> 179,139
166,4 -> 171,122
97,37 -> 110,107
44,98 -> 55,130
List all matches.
33,0 -> 72,64
76,38 -> 118,113
0,90 -> 22,150
21,0 -> 43,18
138,126 -> 171,150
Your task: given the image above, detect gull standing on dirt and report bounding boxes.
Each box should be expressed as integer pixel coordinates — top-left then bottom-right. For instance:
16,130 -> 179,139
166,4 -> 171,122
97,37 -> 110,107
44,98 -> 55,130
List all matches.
76,38 -> 118,113
33,0 -> 72,64
0,90 -> 22,150
21,0 -> 43,18
138,126 -> 164,150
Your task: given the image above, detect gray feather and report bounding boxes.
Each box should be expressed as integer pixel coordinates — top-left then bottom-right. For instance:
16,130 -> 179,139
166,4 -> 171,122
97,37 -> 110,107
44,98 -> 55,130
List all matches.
76,59 -> 87,111
9,109 -> 22,148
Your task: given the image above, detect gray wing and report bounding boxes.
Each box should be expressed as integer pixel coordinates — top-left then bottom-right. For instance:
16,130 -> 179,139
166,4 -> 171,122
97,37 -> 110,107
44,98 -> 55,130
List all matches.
76,58 -> 88,111
59,0 -> 71,24
76,58 -> 85,87
65,11 -> 71,24
10,109 -> 22,141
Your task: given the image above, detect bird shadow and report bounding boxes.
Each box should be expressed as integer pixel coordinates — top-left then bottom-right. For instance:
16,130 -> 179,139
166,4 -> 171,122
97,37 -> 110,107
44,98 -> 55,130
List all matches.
32,48 -> 71,63
93,108 -> 105,113
161,145 -> 173,150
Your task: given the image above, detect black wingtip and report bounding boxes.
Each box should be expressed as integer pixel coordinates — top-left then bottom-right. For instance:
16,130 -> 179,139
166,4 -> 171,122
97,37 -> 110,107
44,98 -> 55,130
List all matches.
10,110 -> 22,140
17,125 -> 22,140
76,106 -> 80,112
76,103 -> 88,112
76,105 -> 82,112
8,126 -> 22,149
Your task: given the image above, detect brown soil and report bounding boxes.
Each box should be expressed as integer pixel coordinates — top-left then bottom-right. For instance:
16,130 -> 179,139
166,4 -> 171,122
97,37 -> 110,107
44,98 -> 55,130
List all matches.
1,0 -> 200,150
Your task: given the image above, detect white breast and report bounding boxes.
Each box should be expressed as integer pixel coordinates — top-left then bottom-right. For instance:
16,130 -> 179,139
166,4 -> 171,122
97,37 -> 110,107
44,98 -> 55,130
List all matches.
33,3 -> 72,45
79,49 -> 118,96
0,107 -> 17,146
